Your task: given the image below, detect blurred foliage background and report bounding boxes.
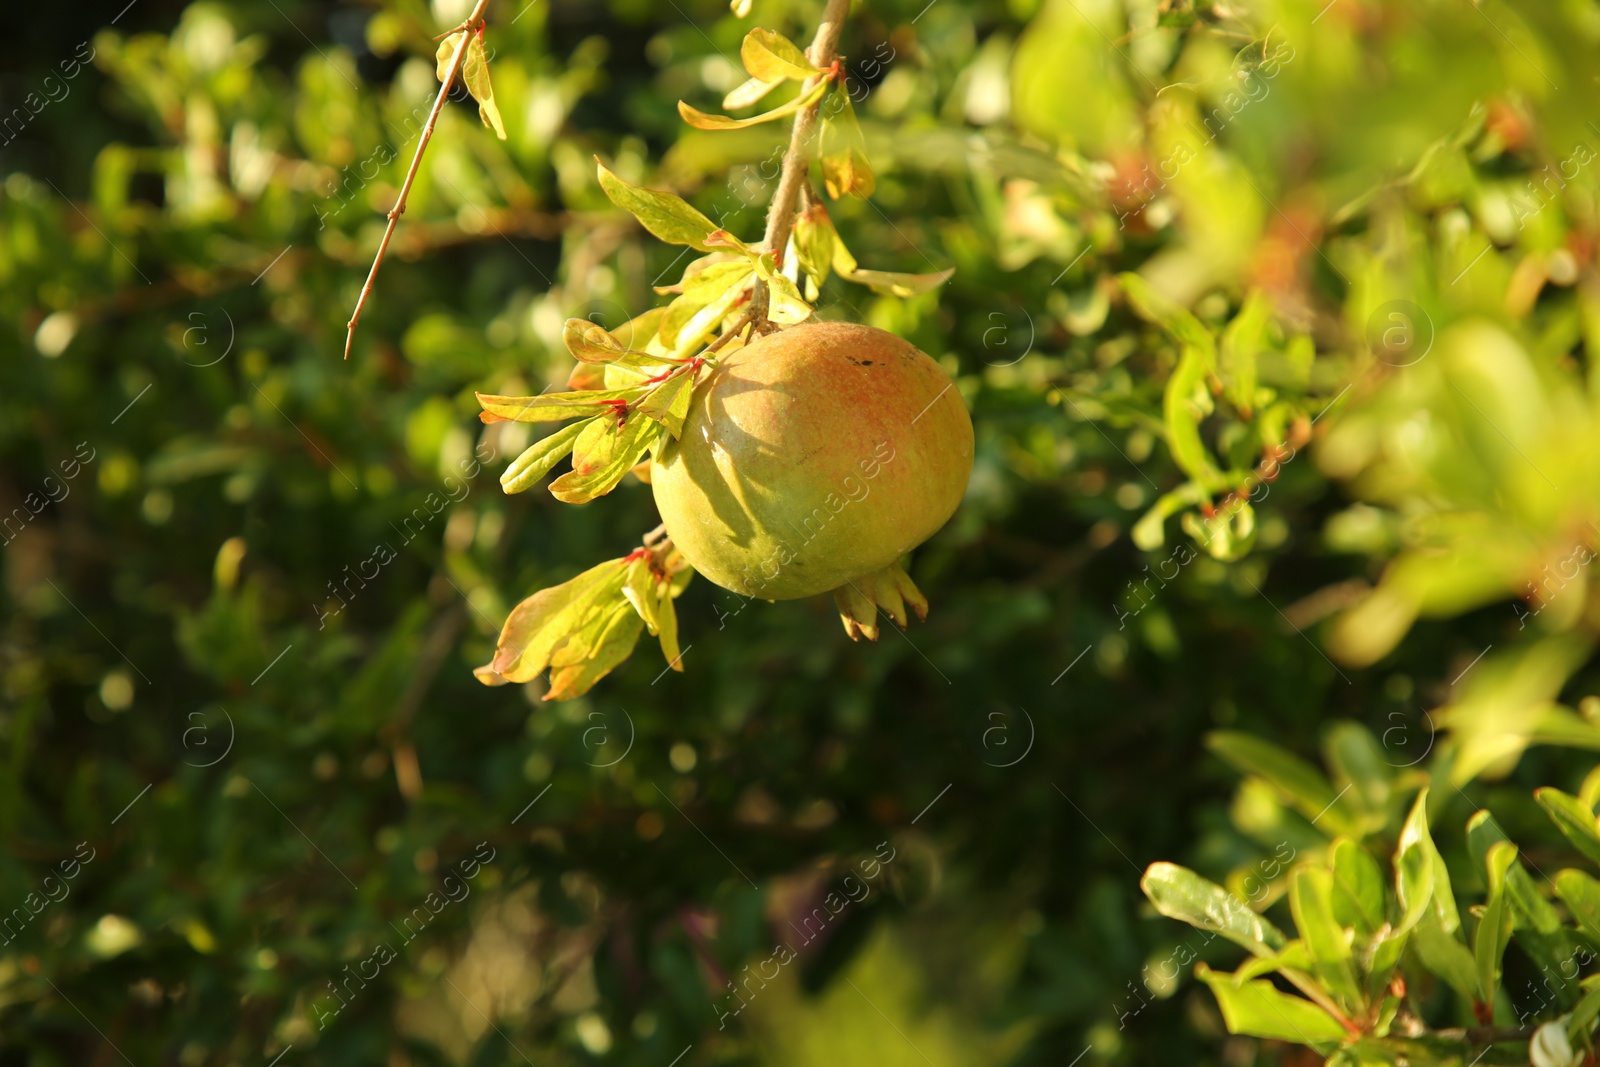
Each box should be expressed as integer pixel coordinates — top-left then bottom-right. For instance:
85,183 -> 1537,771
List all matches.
5,0 -> 1600,1063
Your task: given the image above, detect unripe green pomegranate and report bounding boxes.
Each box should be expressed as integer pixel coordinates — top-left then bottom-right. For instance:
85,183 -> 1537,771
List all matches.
650,321 -> 972,636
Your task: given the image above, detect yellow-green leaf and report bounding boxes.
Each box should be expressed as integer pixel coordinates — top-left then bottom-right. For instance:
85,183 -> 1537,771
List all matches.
818,88 -> 874,199
723,76 -> 780,110
654,579 -> 682,668
793,205 -> 837,291
480,559 -> 629,683
546,601 -> 645,701
501,419 -> 593,494
549,412 -> 664,504
621,556 -> 662,634
753,253 -> 813,325
838,265 -> 954,298
636,370 -> 698,439
563,318 -> 631,363
435,31 -> 467,83
741,27 -> 819,82
1195,965 -> 1350,1045
477,388 -> 639,424
462,33 -> 506,139
596,160 -> 721,251
678,77 -> 828,131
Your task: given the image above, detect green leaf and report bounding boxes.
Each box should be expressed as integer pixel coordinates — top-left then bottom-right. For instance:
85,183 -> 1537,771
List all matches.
1474,841 -> 1517,1005
817,87 -> 874,199
477,559 -> 630,684
548,410 -> 664,504
1120,272 -> 1218,360
1328,838 -> 1385,937
477,388 -> 640,424
463,33 -> 506,140
620,549 -> 691,669
1395,788 -> 1459,935
658,262 -> 756,347
1141,862 -> 1287,957
1580,764 -> 1600,810
546,599 -> 645,701
1410,909 -> 1477,1002
753,252 -> 814,325
666,275 -> 754,358
1163,343 -> 1221,487
596,160 -> 722,252
635,370 -> 698,439
1220,290 -> 1270,413
1555,868 -> 1600,946
437,31 -> 506,140
682,258 -> 759,299
622,556 -> 662,635
563,318 -> 633,363
792,205 -> 837,291
1537,787 -> 1600,868
1289,866 -> 1363,1009
1207,732 -> 1346,831
501,419 -> 593,494
1181,499 -> 1255,562
740,27 -> 819,81
1322,722 -> 1392,824
1131,483 -> 1210,551
678,77 -> 829,131
1196,965 -> 1350,1045
1569,977 -> 1600,1041
654,578 -> 682,668
723,75 -> 781,110
837,265 -> 955,298
1467,810 -> 1565,934
1234,940 -> 1314,982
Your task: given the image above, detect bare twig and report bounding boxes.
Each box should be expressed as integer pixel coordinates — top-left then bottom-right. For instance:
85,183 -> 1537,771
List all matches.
704,308 -> 757,355
344,0 -> 493,360
747,0 -> 851,328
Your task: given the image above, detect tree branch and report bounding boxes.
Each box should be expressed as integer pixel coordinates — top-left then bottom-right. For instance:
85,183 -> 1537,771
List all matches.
343,0 -> 492,360
747,0 -> 852,328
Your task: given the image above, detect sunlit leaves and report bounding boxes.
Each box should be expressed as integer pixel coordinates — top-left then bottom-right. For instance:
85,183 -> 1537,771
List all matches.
1195,966 -> 1350,1045
792,204 -> 837,295
742,28 -> 819,82
596,160 -> 723,251
634,371 -> 697,440
473,558 -> 633,691
1536,787 -> 1600,868
678,77 -> 829,131
475,543 -> 694,699
818,87 -> 874,199
1140,862 -> 1286,956
549,408 -> 664,504
437,30 -> 506,140
476,388 -> 639,424
827,228 -> 954,297
723,76 -> 780,110
622,545 -> 693,668
563,318 -> 630,363
753,253 -> 812,325
501,419 -> 592,494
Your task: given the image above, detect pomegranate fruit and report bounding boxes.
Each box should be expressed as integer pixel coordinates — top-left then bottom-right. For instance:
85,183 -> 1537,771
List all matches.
650,321 -> 972,637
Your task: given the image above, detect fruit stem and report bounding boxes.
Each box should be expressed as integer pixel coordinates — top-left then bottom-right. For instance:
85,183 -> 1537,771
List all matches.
747,0 -> 851,330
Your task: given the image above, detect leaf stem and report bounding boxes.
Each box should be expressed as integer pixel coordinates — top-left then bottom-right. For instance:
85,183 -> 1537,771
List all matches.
748,0 -> 851,329
344,0 -> 492,360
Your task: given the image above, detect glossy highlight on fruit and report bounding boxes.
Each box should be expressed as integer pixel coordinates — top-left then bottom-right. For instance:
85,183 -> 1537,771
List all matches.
650,321 -> 973,602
